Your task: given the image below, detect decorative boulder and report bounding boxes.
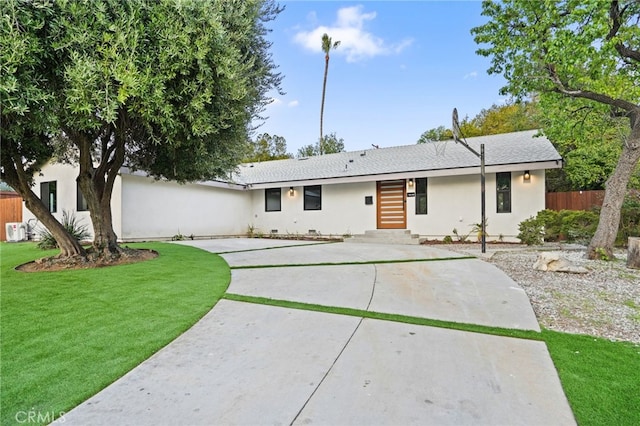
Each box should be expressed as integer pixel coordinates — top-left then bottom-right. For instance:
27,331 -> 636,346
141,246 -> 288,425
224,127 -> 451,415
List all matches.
533,252 -> 588,274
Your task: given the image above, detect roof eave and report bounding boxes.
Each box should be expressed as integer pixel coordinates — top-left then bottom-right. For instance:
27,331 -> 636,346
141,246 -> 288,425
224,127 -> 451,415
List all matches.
245,159 -> 563,189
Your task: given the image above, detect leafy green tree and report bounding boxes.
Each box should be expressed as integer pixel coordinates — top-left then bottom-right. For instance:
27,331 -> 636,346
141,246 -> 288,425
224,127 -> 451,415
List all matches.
475,102 -> 539,135
472,0 -> 640,259
244,133 -> 292,162
417,126 -> 453,143
1,2 -> 85,257
1,0 -> 283,257
296,144 -> 317,158
297,133 -> 345,157
537,96 -> 639,190
319,33 -> 340,155
417,102 -> 538,142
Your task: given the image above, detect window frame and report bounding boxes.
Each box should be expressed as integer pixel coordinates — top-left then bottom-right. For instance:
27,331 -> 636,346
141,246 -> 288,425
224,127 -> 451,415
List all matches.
303,185 -> 322,211
415,177 -> 428,215
496,172 -> 512,213
264,188 -> 282,212
40,181 -> 57,213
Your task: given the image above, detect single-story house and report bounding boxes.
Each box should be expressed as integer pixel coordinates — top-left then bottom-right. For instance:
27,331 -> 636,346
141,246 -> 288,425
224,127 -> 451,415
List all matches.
22,130 -> 562,242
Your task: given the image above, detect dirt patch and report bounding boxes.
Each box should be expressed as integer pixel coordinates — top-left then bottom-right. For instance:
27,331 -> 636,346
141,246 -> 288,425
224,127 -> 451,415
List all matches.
17,247 -> 158,272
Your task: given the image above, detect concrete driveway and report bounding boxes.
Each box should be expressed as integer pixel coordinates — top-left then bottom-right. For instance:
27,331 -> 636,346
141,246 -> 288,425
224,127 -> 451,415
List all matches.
57,239 -> 575,425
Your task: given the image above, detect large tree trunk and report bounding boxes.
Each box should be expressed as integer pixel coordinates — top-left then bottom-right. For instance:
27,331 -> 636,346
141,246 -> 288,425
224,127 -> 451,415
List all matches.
78,171 -> 120,256
2,153 -> 86,258
73,121 -> 125,258
587,118 -> 640,259
22,190 -> 86,257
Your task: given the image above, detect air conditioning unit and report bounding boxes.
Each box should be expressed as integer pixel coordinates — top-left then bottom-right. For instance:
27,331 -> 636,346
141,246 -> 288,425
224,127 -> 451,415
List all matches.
5,222 -> 27,242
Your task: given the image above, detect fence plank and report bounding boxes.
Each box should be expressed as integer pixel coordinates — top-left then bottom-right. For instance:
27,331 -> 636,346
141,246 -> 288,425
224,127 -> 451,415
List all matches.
1,193 -> 23,241
546,190 -> 605,211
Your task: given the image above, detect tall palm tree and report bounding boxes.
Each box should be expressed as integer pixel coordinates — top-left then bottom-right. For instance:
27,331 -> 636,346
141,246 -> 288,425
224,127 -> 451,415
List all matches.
320,33 -> 340,155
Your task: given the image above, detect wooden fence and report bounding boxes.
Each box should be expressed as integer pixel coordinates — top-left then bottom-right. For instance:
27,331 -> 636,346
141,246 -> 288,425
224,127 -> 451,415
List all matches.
1,192 -> 23,241
545,190 -> 605,211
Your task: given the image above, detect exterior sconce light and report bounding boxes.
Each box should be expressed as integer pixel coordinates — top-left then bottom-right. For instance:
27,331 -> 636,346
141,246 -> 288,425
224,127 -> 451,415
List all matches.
523,170 -> 531,182
289,186 -> 294,196
408,178 -> 414,187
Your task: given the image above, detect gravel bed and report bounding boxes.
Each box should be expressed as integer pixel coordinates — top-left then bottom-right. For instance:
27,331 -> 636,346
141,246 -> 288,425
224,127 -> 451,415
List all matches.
443,244 -> 640,343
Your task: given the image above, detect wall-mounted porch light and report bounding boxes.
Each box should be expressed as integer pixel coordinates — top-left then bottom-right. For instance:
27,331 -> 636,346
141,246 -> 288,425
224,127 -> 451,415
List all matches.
289,186 -> 294,196
408,178 -> 414,187
523,170 -> 531,182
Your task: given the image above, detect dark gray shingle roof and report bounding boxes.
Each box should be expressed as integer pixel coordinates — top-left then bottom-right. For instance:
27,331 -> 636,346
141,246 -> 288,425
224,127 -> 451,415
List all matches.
234,130 -> 561,185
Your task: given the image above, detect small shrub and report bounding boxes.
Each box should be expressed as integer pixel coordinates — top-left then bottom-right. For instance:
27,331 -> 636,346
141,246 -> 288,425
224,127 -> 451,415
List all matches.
469,218 -> 489,242
37,210 -> 91,250
594,247 -> 611,261
452,228 -> 470,242
537,209 -> 561,241
616,194 -> 640,246
443,235 -> 453,243
559,210 -> 599,244
517,216 -> 544,246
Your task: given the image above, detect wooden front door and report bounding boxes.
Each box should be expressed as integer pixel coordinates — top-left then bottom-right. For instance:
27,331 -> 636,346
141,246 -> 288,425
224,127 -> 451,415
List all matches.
376,180 -> 406,229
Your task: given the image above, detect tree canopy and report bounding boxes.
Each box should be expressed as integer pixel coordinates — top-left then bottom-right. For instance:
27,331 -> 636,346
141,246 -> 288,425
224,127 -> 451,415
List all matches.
297,133 -> 345,158
472,0 -> 640,259
244,133 -> 292,162
417,102 -> 539,143
1,0 -> 283,257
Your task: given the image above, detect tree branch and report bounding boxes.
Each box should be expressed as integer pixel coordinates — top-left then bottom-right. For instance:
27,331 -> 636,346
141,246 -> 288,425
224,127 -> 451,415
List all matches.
608,1 -> 640,63
545,63 -> 638,112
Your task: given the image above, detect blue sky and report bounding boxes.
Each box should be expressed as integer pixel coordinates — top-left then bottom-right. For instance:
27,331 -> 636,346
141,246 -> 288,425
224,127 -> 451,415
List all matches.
253,1 -> 509,154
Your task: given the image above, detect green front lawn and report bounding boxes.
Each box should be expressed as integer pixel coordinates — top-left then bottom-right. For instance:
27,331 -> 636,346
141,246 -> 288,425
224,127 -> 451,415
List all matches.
0,242 -> 230,425
542,330 -> 640,426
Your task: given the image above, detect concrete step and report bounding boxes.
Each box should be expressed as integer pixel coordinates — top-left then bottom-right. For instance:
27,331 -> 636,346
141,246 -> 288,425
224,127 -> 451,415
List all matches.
345,236 -> 424,245
364,229 -> 412,237
345,229 -> 425,245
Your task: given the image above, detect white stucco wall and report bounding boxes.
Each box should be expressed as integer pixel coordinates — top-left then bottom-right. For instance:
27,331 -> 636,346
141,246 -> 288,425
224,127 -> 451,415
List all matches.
120,174 -> 251,240
249,181 -> 378,237
22,163 -> 547,243
406,169 -> 546,241
21,162 -> 123,239
249,170 -> 546,241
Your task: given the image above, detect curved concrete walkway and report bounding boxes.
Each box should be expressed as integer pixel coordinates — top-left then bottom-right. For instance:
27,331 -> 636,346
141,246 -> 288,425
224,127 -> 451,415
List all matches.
57,239 -> 575,425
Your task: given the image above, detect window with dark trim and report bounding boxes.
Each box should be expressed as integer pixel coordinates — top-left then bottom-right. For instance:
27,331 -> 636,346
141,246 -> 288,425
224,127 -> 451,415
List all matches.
303,185 -> 322,210
415,178 -> 427,215
40,181 -> 57,213
265,188 -> 281,212
77,182 -> 89,211
496,172 -> 511,213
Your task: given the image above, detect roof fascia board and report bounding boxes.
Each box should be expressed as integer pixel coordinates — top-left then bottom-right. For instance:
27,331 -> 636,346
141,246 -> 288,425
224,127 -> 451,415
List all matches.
246,160 -> 563,189
119,167 -> 246,190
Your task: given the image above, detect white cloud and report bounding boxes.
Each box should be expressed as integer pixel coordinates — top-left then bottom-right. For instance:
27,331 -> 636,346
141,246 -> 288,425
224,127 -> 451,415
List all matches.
293,5 -> 413,63
287,100 -> 299,107
464,71 -> 478,79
